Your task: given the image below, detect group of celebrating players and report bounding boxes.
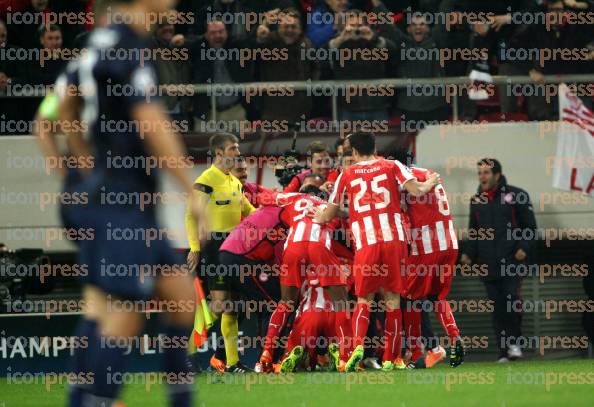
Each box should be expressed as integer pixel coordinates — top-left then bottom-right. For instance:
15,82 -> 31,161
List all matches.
31,0 -> 467,404
189,131 -> 465,374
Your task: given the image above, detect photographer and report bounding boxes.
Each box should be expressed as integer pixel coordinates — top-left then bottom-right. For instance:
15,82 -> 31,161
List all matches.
325,9 -> 397,122
380,13 -> 449,127
282,141 -> 334,193
255,8 -> 319,123
177,19 -> 254,128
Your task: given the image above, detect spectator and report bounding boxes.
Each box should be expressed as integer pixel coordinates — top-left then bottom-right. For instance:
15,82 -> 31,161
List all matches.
463,0 -> 535,105
431,0 -> 477,120
183,20 -> 254,128
27,24 -> 65,86
8,0 -> 51,50
382,13 -> 448,127
0,18 -> 29,130
460,158 -> 537,363
255,8 -> 318,123
306,0 -> 349,48
244,0 -> 296,13
283,141 -> 332,192
196,0 -> 255,42
0,1 -> 29,19
51,0 -> 87,48
497,0 -> 593,119
152,21 -> 192,124
0,19 -> 27,88
326,9 -> 396,122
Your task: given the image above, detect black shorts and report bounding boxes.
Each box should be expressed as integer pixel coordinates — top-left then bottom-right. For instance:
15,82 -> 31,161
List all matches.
199,232 -> 229,292
218,250 -> 280,303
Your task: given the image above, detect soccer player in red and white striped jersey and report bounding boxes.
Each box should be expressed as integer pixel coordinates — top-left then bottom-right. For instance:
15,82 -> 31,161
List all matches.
314,132 -> 440,372
259,185 -> 351,372
402,164 -> 465,368
279,279 -> 339,372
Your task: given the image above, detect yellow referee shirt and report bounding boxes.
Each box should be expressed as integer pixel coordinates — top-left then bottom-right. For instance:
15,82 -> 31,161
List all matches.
185,164 -> 255,251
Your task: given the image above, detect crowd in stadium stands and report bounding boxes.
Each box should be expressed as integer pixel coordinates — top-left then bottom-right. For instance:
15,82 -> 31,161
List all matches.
1,0 -> 594,133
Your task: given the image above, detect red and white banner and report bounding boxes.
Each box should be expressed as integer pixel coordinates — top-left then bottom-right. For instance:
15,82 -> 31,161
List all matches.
552,84 -> 594,196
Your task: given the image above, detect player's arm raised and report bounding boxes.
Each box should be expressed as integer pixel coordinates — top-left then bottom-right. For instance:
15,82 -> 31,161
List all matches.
402,172 -> 441,197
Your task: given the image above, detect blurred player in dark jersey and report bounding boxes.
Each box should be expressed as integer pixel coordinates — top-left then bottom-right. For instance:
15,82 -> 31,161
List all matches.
57,0 -> 203,405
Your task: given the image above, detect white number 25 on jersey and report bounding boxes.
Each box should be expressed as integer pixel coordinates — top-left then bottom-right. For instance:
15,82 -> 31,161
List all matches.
350,174 -> 390,213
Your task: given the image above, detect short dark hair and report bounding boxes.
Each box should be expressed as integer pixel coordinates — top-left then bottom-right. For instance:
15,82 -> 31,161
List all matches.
347,131 -> 375,156
477,158 -> 502,175
38,24 -> 60,38
209,133 -> 238,155
392,148 -> 414,167
306,141 -> 328,157
280,7 -> 302,22
300,184 -> 328,201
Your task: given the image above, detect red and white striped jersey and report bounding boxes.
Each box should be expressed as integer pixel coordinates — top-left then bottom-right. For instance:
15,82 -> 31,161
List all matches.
296,280 -> 333,317
405,166 -> 458,255
329,158 -> 415,251
276,192 -> 333,249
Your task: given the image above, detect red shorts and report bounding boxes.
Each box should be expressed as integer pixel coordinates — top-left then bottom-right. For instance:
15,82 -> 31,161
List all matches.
352,241 -> 408,297
286,310 -> 336,353
404,249 -> 458,300
281,242 -> 347,288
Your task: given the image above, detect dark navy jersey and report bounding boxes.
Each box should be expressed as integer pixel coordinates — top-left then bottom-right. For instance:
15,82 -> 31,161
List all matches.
76,23 -> 160,198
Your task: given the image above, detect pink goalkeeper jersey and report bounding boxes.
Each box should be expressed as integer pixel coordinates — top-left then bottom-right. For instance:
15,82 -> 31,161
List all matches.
220,206 -> 286,262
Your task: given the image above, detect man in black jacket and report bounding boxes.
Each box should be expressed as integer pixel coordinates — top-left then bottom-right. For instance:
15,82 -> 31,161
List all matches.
326,9 -> 397,121
181,20 -> 255,128
461,158 -> 537,363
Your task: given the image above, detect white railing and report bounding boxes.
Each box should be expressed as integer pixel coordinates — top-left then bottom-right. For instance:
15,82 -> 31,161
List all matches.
3,74 -> 594,122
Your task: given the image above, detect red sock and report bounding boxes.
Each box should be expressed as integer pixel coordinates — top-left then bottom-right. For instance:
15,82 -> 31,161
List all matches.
351,303 -> 370,348
334,310 -> 352,361
435,300 -> 460,343
402,306 -> 423,362
382,308 -> 402,363
263,302 -> 291,355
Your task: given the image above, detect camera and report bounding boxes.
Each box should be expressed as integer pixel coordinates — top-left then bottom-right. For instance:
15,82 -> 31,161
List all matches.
274,122 -> 306,187
0,248 -> 52,313
353,28 -> 361,36
274,151 -> 306,188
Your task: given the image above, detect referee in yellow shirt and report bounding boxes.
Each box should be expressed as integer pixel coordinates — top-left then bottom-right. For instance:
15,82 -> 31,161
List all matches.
186,133 -> 255,372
